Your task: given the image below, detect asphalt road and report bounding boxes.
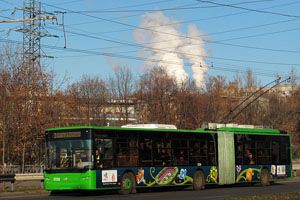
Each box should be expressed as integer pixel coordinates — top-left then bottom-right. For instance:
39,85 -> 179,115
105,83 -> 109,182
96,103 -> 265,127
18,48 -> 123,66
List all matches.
1,180 -> 300,200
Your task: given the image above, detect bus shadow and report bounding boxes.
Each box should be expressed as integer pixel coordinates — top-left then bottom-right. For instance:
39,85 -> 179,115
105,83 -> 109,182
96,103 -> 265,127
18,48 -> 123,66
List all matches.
203,182 -> 284,190
49,183 -> 285,197
49,186 -> 191,197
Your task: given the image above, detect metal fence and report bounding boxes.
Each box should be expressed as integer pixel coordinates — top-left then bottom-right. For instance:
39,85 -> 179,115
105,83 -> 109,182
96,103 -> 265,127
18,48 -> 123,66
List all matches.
0,173 -> 44,192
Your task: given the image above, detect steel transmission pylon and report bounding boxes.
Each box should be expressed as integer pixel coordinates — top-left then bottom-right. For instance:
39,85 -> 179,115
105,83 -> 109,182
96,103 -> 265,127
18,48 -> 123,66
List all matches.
16,0 -> 56,68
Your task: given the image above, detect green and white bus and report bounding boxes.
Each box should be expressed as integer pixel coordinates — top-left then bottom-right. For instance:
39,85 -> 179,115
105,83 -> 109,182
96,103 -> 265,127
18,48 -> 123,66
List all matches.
44,124 -> 292,194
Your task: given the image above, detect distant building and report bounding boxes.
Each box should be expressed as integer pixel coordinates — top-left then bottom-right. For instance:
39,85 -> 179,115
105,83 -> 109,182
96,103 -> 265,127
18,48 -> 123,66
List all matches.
270,85 -> 299,96
56,97 -> 139,127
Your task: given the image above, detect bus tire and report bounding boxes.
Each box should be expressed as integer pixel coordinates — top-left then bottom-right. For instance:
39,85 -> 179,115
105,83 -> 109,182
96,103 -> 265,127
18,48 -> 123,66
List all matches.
119,172 -> 136,195
193,171 -> 205,190
260,169 -> 270,186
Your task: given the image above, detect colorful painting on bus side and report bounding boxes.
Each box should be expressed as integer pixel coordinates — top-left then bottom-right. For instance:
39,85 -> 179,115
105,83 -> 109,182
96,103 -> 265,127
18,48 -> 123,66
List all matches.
135,166 -> 218,187
206,166 -> 218,183
236,166 -> 261,182
135,167 -> 193,186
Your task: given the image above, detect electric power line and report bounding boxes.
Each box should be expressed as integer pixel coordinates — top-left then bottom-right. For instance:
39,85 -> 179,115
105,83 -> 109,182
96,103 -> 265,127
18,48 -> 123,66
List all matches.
1,37 -> 298,79
0,0 -> 14,6
59,21 -> 300,54
46,26 -> 300,66
218,27 -> 300,42
63,0 -> 276,13
63,1 -> 300,33
43,1 -> 300,57
2,2 -> 298,76
197,0 -> 300,19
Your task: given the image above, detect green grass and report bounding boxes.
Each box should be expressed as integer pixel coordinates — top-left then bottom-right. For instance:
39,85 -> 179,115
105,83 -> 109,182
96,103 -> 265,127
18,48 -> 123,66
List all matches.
226,192 -> 300,200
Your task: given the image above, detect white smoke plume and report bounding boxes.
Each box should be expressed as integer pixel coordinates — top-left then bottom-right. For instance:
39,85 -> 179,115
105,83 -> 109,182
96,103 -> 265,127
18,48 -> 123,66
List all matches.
134,12 -> 208,88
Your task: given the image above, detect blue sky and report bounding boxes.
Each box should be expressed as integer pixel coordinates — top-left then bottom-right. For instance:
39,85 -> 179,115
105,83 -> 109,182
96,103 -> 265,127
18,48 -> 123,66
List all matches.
1,0 -> 299,86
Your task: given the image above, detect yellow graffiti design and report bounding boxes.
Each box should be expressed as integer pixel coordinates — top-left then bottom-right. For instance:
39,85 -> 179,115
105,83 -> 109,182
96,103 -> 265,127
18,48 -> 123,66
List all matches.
236,168 -> 261,182
207,166 -> 218,183
246,168 -> 254,182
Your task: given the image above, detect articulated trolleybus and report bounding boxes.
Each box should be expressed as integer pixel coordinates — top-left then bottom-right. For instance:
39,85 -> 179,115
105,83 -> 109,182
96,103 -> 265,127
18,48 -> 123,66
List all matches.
44,123 -> 292,194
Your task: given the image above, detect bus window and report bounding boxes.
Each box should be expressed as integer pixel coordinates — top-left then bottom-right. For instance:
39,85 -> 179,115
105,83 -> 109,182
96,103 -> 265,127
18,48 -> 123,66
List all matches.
116,138 -> 138,167
139,139 -> 153,166
95,139 -> 113,169
245,149 -> 255,165
153,139 -> 163,166
256,140 -> 271,165
116,138 -> 128,167
189,137 -> 215,166
279,137 -> 290,164
189,140 -> 201,165
235,135 -> 244,165
244,141 -> 256,165
172,140 -> 188,166
235,142 -> 243,165
272,141 -> 280,164
47,139 -> 92,170
208,138 -> 216,165
160,148 -> 171,166
153,139 -> 171,166
129,139 -> 138,166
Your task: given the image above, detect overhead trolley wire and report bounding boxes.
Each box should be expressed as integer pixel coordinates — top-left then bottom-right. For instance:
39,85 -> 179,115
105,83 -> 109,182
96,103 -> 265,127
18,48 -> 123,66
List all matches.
46,1 -> 300,55
39,3 -> 300,69
217,27 -> 300,42
0,0 -> 14,6
63,0 -> 276,13
59,20 -> 300,54
49,46 -> 292,77
99,0 -> 174,11
196,0 -> 300,19
64,1 -> 300,31
47,22 -> 300,66
1,38 -> 298,79
46,25 -> 300,66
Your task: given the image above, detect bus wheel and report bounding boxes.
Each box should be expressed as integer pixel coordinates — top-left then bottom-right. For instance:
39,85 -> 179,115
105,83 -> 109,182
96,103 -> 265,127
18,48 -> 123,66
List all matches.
260,169 -> 270,186
119,172 -> 136,195
193,171 -> 205,190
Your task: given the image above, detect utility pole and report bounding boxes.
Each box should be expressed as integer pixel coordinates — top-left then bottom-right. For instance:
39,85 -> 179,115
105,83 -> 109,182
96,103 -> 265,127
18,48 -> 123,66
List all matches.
0,0 -> 57,67
13,0 -> 57,68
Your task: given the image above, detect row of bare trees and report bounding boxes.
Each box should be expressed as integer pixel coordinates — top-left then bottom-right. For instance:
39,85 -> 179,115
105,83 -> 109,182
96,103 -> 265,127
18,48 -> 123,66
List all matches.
0,44 -> 299,172
0,45 -> 56,172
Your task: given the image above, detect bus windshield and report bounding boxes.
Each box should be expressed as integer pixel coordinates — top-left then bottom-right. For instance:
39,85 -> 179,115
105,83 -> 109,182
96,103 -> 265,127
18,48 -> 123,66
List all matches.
46,139 -> 93,170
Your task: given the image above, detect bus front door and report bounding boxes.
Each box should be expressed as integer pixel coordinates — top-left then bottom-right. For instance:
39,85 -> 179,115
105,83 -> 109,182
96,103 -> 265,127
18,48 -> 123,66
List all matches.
217,132 -> 235,185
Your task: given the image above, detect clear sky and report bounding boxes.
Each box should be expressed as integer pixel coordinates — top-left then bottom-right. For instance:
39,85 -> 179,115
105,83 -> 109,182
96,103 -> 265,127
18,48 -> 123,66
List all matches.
1,0 -> 299,86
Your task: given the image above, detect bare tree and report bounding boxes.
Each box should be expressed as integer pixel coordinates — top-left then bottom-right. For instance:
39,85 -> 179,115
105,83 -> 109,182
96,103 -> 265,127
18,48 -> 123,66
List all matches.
109,66 -> 135,125
174,80 -> 205,129
136,67 -> 177,124
0,44 -> 22,172
0,44 -> 57,172
67,75 -> 109,126
205,75 -> 229,123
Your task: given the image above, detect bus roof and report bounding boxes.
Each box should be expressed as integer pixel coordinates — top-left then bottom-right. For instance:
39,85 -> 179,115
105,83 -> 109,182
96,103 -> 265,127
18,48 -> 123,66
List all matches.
46,126 -> 213,133
217,127 -> 281,134
46,126 -> 286,136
